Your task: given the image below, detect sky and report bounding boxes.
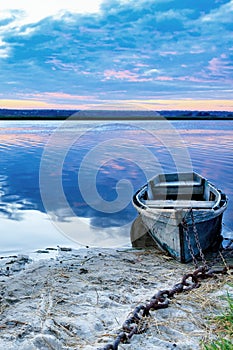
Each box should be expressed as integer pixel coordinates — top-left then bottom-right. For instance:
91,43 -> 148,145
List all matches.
0,0 -> 233,111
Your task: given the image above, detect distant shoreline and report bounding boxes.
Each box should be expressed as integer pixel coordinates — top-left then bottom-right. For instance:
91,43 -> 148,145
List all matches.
1,116 -> 233,120
0,109 -> 233,121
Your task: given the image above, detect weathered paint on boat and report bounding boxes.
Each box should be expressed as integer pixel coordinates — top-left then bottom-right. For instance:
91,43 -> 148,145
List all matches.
132,172 -> 228,263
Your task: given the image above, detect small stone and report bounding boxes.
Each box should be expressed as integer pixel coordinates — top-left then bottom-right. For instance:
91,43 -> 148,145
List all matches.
35,250 -> 49,254
60,247 -> 72,252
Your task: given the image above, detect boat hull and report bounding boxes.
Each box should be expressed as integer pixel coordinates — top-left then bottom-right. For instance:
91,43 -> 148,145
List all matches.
132,172 -> 228,263
136,207 -> 225,262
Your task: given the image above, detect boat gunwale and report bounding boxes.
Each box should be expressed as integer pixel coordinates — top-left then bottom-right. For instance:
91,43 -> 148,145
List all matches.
132,172 -> 227,214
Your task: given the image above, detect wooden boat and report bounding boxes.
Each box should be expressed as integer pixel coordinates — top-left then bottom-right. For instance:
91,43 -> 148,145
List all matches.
132,172 -> 228,263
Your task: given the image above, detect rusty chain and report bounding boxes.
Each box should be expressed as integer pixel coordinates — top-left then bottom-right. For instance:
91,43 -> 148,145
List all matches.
98,263 -> 233,350
190,208 -> 208,268
98,213 -> 233,350
182,213 -> 199,268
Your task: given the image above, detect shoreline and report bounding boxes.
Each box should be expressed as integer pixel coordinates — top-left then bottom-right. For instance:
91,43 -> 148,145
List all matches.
0,246 -> 232,349
0,109 -> 233,121
1,116 -> 233,121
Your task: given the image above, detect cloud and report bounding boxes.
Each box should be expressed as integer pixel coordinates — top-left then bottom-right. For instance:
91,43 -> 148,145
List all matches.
201,0 -> 233,23
0,0 -> 233,107
0,43 -> 10,58
156,76 -> 174,81
20,92 -> 95,101
159,51 -> 178,56
208,58 -> 224,74
0,1 -> 104,25
103,69 -> 153,82
207,55 -> 233,80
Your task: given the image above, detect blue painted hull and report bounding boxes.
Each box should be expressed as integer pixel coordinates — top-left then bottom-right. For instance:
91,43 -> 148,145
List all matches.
132,172 -> 228,263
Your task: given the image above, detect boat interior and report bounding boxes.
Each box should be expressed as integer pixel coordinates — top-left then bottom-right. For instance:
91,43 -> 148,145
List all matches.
140,173 -> 222,209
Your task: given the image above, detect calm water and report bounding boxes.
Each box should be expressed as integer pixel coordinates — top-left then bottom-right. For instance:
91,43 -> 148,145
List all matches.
0,119 -> 232,255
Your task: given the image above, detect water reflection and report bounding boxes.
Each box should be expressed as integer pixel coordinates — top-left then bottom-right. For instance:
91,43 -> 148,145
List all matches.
0,120 -> 232,253
0,210 -> 75,255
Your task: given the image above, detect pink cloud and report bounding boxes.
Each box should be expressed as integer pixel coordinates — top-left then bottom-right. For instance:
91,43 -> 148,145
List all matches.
134,63 -> 149,67
177,76 -> 208,82
17,92 -> 94,101
156,76 -> 174,81
44,92 -> 94,100
159,51 -> 178,56
190,49 -> 204,54
207,56 -> 233,75
208,57 -> 221,74
46,58 -> 80,72
103,69 -> 152,82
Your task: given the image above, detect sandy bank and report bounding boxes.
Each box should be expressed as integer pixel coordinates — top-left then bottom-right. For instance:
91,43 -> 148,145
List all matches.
0,247 -> 232,350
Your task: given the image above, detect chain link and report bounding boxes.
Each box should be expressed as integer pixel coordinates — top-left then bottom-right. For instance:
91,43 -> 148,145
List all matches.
98,212 -> 233,350
181,214 -> 199,268
182,208 -> 208,269
190,208 -> 208,268
98,263 -> 233,350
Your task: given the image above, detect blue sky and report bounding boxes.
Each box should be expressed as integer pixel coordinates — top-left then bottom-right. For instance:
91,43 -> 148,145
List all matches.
0,0 -> 233,110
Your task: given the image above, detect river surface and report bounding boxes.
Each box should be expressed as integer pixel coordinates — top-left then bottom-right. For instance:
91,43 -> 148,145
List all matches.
0,119 -> 232,255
